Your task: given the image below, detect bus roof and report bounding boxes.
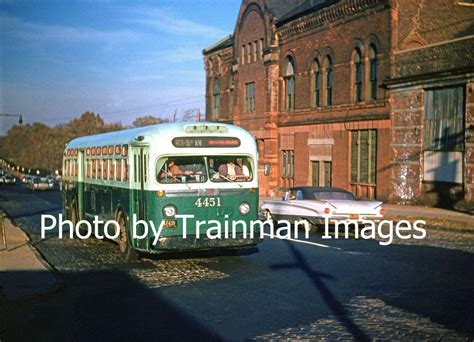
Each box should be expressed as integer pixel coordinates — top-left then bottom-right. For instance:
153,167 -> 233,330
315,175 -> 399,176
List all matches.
65,122 -> 256,151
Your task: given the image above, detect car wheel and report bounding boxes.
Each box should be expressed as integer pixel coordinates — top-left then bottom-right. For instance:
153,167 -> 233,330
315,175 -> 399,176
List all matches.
117,211 -> 138,262
264,209 -> 275,224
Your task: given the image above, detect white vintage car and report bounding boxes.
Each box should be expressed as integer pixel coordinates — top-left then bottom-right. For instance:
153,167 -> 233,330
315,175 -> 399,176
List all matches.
261,187 -> 384,226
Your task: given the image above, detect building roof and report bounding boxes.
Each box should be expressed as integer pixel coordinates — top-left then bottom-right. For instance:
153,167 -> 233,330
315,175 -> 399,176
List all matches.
203,1 -> 339,55
202,34 -> 234,55
276,0 -> 336,26
264,0 -> 308,19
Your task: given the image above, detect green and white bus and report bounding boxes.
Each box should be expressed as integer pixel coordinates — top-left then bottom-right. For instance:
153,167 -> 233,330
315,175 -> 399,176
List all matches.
62,122 -> 261,259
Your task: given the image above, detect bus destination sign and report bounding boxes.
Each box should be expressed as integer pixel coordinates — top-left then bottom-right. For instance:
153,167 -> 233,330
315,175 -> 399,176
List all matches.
172,136 -> 241,148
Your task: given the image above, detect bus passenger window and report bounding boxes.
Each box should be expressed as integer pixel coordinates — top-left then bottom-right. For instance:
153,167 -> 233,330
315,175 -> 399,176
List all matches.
116,160 -> 122,181
92,159 -> 97,179
97,160 -> 102,179
103,159 -> 108,180
123,161 -> 128,181
109,160 -> 114,180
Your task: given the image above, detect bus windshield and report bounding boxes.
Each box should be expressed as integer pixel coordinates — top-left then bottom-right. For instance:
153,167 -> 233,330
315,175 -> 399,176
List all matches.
156,155 -> 253,183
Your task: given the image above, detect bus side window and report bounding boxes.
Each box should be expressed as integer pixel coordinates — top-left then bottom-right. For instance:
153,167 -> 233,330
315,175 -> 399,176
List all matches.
92,159 -> 97,179
116,159 -> 122,181
87,160 -> 91,178
103,159 -> 108,180
123,161 -> 128,181
109,159 -> 114,180
97,159 -> 102,179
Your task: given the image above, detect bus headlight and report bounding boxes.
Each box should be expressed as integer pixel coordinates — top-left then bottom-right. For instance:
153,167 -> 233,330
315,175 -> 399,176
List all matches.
163,205 -> 177,218
239,202 -> 250,215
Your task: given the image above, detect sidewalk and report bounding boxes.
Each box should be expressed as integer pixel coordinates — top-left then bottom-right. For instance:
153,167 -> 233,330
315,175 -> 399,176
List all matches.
0,214 -> 58,301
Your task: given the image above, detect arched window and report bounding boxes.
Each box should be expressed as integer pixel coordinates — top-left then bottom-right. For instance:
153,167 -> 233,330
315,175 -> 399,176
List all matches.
324,57 -> 333,106
313,60 -> 321,108
353,49 -> 362,102
284,57 -> 295,111
212,78 -> 220,119
368,45 -> 378,100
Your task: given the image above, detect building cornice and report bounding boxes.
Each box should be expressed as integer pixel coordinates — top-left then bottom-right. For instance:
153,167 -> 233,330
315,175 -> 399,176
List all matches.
277,0 -> 387,41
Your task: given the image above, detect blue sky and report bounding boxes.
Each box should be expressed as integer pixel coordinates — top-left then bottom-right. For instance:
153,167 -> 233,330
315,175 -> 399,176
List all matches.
0,0 -> 240,134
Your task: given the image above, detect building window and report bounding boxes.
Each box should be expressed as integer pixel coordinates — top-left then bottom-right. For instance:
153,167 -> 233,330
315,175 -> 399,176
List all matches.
369,45 -> 378,100
313,60 -> 321,107
424,87 -> 464,151
229,74 -> 235,116
324,57 -> 333,106
247,43 -> 252,64
245,82 -> 256,113
241,45 -> 245,65
212,78 -> 220,119
284,57 -> 295,111
259,39 -> 264,59
281,150 -> 294,178
423,86 -> 464,183
253,41 -> 257,62
351,130 -> 377,185
354,48 -> 362,102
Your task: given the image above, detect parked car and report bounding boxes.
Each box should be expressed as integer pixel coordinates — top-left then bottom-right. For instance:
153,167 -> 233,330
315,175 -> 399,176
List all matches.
261,186 -> 384,226
29,177 -> 53,191
22,175 -> 33,184
4,173 -> 16,184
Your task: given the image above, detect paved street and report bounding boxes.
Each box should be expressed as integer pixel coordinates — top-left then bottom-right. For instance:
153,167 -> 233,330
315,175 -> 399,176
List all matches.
1,184 -> 473,341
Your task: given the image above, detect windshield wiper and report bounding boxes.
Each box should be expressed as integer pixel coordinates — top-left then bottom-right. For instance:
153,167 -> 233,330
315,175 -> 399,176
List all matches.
219,174 -> 243,188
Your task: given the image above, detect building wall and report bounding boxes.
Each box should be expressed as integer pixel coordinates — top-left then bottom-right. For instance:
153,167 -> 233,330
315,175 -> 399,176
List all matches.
388,0 -> 474,207
203,0 -> 474,206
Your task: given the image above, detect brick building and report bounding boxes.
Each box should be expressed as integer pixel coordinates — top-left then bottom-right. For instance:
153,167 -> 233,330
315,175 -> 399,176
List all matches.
203,0 -> 474,206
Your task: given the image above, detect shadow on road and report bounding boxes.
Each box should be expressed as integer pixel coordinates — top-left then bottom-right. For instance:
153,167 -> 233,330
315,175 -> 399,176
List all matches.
0,270 -> 222,341
271,240 -> 370,342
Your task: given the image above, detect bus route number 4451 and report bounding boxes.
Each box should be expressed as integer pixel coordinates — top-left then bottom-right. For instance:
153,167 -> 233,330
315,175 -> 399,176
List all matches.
195,197 -> 221,208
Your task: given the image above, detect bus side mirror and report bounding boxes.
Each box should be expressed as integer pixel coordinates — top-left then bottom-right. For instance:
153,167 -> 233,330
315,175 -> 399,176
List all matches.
264,164 -> 270,176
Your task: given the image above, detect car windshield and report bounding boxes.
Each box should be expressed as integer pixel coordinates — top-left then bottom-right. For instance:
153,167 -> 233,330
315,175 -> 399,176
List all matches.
312,191 -> 355,200
156,155 -> 253,184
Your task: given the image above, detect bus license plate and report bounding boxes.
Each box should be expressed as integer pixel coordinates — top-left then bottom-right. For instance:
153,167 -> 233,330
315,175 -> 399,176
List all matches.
164,220 -> 176,228
349,214 -> 359,220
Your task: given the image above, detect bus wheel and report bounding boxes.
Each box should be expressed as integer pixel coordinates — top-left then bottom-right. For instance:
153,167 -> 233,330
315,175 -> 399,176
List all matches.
117,211 -> 138,262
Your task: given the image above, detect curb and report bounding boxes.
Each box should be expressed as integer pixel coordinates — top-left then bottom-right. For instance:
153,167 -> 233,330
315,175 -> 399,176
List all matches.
0,210 -> 62,302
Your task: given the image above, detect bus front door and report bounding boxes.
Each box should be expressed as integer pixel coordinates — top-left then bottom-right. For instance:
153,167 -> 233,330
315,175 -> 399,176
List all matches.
78,149 -> 85,220
131,147 -> 148,249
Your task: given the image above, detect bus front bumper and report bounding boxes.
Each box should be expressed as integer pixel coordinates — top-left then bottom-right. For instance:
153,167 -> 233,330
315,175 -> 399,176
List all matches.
148,234 -> 262,252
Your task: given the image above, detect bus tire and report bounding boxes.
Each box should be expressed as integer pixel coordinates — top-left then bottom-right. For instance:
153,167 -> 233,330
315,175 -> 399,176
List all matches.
117,211 -> 138,262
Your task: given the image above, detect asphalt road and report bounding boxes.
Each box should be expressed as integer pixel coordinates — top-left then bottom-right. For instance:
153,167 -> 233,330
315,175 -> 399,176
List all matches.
1,184 -> 473,341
